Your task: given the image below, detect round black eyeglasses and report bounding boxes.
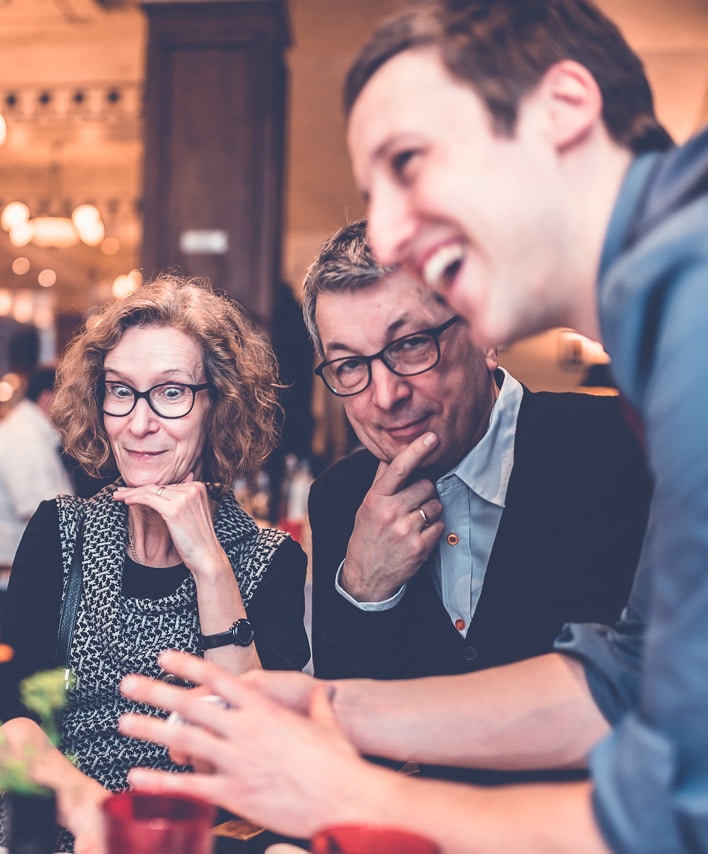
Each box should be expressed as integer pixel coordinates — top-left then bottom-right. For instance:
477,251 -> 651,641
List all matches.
101,381 -> 211,419
315,315 -> 461,397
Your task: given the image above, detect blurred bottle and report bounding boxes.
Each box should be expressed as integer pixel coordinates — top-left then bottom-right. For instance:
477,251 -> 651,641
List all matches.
277,457 -> 313,543
276,454 -> 298,527
233,477 -> 251,512
250,469 -> 271,523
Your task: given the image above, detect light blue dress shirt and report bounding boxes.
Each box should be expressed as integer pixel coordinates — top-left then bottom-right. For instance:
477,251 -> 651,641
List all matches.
335,369 -> 523,636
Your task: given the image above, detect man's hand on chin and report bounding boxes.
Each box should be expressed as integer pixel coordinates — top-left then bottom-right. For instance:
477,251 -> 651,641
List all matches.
341,432 -> 444,602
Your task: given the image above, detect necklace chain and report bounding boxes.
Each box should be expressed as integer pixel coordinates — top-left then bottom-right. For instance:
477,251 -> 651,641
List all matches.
126,523 -> 138,561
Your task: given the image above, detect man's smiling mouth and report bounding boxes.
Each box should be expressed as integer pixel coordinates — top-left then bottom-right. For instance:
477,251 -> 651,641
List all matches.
421,243 -> 464,292
384,416 -> 429,438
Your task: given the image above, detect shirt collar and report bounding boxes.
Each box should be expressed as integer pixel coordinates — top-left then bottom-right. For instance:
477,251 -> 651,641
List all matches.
437,367 -> 522,508
599,151 -> 661,281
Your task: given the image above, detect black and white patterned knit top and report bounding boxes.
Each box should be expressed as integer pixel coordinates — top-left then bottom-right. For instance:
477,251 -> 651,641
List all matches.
0,482 -> 309,802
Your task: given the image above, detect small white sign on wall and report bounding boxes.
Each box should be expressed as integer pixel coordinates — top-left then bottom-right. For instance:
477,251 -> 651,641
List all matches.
179,230 -> 229,255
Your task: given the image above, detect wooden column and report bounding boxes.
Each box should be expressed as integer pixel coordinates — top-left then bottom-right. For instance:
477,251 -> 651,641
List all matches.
140,0 -> 289,323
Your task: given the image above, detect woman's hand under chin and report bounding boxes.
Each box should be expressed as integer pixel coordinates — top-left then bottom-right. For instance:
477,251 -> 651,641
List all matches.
113,473 -> 229,576
114,476 -> 260,674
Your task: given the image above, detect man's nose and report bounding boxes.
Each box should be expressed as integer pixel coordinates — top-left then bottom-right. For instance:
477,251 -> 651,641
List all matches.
369,359 -> 412,410
367,183 -> 416,268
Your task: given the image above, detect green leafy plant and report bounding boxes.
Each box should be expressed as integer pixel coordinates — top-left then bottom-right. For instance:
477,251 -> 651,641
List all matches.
0,667 -> 74,795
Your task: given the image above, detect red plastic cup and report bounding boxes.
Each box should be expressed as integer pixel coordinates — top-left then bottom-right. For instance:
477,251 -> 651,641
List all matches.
102,791 -> 215,854
311,824 -> 441,854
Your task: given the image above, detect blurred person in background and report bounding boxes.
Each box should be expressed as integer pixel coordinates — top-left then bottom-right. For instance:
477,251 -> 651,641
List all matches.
265,280 -> 315,526
0,366 -> 74,577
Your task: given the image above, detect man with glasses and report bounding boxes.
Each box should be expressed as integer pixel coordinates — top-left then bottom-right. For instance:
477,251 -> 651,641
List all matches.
304,221 -> 650,740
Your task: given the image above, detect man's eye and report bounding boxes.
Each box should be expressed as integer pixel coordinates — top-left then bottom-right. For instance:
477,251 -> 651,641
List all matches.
391,334 -> 429,354
391,149 -> 418,180
335,358 -> 365,378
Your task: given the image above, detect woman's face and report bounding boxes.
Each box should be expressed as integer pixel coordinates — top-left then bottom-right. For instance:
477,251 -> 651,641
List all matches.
102,325 -> 211,487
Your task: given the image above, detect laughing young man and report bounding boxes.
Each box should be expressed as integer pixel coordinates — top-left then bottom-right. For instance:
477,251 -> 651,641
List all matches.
119,2 -> 708,851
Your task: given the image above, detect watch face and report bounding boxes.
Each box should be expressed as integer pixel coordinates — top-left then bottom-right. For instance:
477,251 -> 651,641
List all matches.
233,619 -> 254,646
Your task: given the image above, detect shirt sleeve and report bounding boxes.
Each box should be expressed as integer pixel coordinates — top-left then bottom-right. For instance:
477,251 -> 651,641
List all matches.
335,560 -> 406,611
554,498 -> 657,724
0,500 -> 63,720
244,535 -> 311,672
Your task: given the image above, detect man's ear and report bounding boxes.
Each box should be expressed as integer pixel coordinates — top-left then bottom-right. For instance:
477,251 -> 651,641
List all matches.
540,59 -> 603,151
485,349 -> 499,371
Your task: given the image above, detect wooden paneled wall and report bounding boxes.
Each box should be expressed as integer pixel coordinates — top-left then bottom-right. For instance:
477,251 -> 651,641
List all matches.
140,0 -> 289,324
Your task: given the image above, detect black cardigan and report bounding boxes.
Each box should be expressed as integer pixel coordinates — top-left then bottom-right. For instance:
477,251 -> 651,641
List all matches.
310,388 -> 652,681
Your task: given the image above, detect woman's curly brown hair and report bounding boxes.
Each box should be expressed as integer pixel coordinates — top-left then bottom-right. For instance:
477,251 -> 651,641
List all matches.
52,273 -> 281,484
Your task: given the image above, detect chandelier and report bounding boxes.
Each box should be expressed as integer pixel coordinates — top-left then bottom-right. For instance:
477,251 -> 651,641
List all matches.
1,152 -> 105,249
1,200 -> 105,249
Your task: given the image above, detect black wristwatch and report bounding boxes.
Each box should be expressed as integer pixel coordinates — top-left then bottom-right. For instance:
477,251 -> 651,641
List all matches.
201,618 -> 255,649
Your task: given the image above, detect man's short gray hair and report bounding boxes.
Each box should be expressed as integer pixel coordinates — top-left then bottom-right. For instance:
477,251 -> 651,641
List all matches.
302,219 -> 394,357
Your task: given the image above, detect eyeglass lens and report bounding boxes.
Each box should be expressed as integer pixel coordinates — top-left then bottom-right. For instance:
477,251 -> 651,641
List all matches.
323,331 -> 440,394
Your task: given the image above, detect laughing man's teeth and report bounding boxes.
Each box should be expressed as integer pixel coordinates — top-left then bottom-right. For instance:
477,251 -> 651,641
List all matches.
421,244 -> 464,290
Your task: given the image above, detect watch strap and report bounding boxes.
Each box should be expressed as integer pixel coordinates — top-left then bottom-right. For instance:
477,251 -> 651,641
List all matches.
201,618 -> 254,649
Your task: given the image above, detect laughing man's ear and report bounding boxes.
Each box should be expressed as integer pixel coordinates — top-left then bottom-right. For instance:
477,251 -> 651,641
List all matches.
485,349 -> 499,371
540,60 -> 603,152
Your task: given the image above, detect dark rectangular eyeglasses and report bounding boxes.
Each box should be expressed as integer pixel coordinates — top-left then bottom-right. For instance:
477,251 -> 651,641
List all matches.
315,315 -> 460,397
101,381 -> 211,419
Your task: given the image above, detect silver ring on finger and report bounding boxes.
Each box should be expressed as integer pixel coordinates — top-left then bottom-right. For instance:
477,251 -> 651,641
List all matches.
416,506 -> 430,529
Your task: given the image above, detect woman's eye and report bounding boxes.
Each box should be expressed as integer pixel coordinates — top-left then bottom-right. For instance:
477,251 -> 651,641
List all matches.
106,384 -> 131,399
161,385 -> 187,400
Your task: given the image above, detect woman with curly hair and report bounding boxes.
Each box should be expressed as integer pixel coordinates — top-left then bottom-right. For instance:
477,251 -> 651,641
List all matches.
0,273 -> 310,851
